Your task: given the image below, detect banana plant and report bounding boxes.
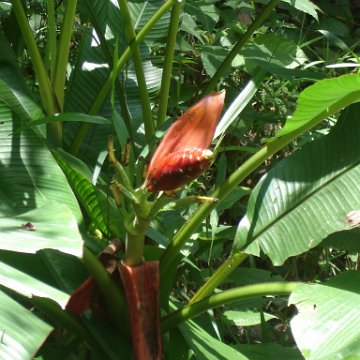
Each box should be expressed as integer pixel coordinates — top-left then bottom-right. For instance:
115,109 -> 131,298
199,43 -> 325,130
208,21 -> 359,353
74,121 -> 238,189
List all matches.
1,1 -> 360,360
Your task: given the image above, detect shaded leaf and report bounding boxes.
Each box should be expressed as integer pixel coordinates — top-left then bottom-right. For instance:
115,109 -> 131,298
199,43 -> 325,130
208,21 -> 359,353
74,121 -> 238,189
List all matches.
323,229 -> 360,252
233,343 -> 304,360
0,102 -> 82,222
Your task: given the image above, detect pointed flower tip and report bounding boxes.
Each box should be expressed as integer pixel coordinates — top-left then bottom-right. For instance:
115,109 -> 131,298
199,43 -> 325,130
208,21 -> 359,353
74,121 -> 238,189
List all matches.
146,90 -> 226,192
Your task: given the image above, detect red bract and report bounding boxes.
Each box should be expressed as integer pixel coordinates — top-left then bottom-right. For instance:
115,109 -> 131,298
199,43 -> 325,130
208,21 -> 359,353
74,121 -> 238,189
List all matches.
146,90 -> 225,192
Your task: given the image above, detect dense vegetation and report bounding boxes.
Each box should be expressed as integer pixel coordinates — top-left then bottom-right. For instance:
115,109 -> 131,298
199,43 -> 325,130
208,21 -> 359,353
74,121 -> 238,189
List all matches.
1,0 -> 360,359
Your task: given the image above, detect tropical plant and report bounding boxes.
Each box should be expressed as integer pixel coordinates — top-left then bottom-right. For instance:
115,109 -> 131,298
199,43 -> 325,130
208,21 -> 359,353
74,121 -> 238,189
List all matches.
1,0 -> 360,359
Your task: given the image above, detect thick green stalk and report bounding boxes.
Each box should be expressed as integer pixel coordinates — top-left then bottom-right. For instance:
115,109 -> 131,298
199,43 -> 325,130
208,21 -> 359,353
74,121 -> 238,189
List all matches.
189,252 -> 248,303
53,0 -> 78,109
204,0 -> 281,95
123,215 -> 150,266
70,0 -> 176,155
82,247 -> 130,337
161,282 -> 299,332
157,0 -> 183,127
45,0 -> 57,77
117,0 -> 154,142
12,0 -> 61,143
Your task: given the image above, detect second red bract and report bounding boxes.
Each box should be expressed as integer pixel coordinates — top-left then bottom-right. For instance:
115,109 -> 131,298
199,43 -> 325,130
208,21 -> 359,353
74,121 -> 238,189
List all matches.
146,90 -> 226,192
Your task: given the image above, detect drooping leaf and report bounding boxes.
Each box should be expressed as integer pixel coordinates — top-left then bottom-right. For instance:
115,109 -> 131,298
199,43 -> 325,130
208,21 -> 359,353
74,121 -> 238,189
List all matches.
234,103 -> 360,265
289,271 -> 360,360
200,45 -> 228,78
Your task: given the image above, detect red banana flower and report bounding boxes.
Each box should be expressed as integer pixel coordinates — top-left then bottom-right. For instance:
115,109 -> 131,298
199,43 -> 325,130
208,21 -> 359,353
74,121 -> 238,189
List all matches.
146,90 -> 226,192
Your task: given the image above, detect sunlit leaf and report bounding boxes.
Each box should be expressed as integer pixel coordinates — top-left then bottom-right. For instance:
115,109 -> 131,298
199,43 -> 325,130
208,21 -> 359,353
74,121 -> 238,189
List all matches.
0,260 -> 69,307
275,74 -> 360,138
234,103 -> 360,265
0,203 -> 83,256
290,271 -> 360,360
0,289 -> 52,360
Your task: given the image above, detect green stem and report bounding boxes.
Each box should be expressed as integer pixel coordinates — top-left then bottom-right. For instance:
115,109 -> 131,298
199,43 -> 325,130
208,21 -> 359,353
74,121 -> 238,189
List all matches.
45,0 -> 57,77
53,0 -> 78,110
82,247 -> 130,337
204,0 -> 281,95
189,252 -> 248,303
123,215 -> 150,266
161,282 -> 299,332
117,0 -> 154,142
157,0 -> 183,127
12,0 -> 61,143
69,0 -> 176,155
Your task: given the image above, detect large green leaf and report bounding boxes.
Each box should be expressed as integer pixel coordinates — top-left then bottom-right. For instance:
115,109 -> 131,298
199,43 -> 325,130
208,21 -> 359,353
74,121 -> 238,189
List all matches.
0,289 -> 53,360
289,271 -> 360,360
234,103 -> 360,265
0,203 -> 83,256
275,74 -> 360,138
0,101 -> 82,223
